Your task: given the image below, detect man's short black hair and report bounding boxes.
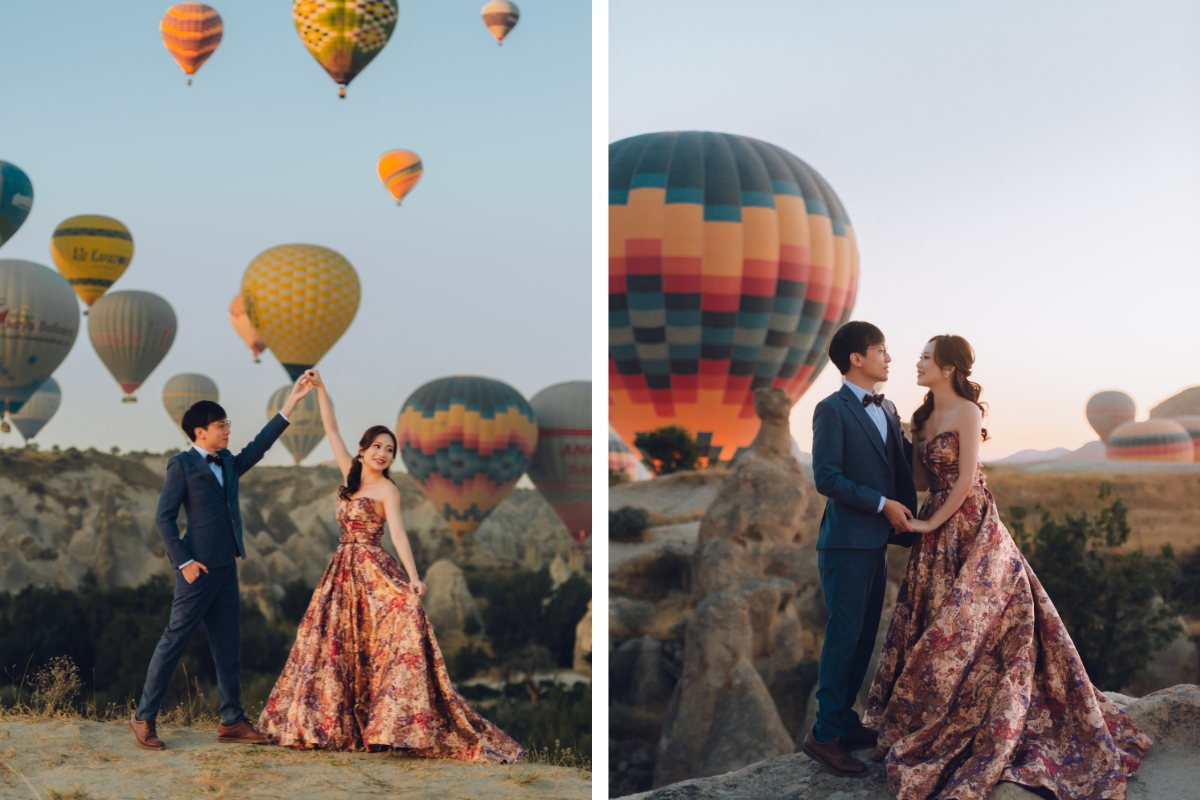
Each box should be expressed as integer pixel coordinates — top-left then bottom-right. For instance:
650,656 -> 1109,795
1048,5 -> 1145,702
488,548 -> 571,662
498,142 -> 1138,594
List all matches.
182,400 -> 227,442
828,321 -> 885,375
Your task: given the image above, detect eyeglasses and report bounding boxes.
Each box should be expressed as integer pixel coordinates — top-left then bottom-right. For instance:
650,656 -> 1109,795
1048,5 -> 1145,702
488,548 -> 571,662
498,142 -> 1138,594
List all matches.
207,420 -> 231,431
868,346 -> 889,357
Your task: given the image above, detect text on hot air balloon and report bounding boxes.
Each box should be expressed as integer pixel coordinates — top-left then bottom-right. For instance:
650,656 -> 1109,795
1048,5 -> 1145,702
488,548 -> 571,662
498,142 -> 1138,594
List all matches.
92,332 -> 139,347
70,247 -> 128,267
559,444 -> 591,457
11,194 -> 32,211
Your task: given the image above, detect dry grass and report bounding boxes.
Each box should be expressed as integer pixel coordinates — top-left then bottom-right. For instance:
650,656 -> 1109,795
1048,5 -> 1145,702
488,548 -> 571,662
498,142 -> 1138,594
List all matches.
505,769 -> 543,785
524,739 -> 591,776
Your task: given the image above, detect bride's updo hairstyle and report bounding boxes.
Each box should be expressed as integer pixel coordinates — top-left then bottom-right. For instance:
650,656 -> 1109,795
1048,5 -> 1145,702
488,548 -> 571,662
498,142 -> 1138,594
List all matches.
339,425 -> 398,501
912,334 -> 990,442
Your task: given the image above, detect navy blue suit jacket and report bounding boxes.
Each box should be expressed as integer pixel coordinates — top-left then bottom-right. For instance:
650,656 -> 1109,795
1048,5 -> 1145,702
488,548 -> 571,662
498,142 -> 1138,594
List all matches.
812,383 -> 919,550
155,414 -> 289,569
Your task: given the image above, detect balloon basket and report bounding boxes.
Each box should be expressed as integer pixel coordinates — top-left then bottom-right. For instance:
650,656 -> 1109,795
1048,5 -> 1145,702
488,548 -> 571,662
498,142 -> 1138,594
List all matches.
187,78 -> 193,86
122,396 -> 137,404
0,421 -> 9,434
338,86 -> 346,99
253,357 -> 261,364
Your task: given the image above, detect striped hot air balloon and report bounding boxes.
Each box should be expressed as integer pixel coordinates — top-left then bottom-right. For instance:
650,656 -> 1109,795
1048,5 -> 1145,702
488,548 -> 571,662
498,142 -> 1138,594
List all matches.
527,381 -> 591,545
1085,390 -> 1136,443
377,150 -> 423,205
0,260 -> 79,417
609,425 -> 650,482
0,162 -> 33,250
160,3 -> 224,85
241,244 -> 360,381
1106,419 -> 1194,462
397,376 -> 538,540
268,384 -> 326,464
1169,416 -> 1200,461
9,377 -> 61,442
610,132 -> 859,463
229,294 -> 265,362
49,215 -> 134,307
292,0 -> 399,98
162,373 -> 218,432
88,291 -> 177,402
481,0 -> 519,44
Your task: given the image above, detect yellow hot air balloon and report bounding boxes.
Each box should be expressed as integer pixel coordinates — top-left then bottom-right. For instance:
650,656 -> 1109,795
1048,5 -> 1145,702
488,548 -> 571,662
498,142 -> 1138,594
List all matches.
481,0 -> 519,44
377,150 -> 423,205
229,294 -> 265,363
267,384 -> 328,464
49,215 -> 134,307
241,244 -> 360,380
292,0 -> 399,98
160,3 -> 224,85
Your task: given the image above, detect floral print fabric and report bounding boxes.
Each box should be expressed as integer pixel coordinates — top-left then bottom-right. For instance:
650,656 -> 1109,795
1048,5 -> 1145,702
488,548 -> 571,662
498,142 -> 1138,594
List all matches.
862,431 -> 1149,799
258,496 -> 524,763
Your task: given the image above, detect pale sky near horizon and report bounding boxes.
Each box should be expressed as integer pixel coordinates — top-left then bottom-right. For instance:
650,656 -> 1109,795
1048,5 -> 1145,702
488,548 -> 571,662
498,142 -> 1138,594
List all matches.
0,1 -> 590,465
611,0 -> 1200,459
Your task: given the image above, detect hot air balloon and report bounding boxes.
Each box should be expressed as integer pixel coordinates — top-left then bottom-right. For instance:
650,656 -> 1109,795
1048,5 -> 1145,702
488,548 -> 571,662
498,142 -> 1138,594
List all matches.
88,291 -> 177,402
1169,416 -> 1200,461
162,373 -> 218,433
481,0 -> 519,44
241,244 -> 360,380
49,215 -> 134,307
292,0 -> 399,98
0,162 -> 33,250
229,294 -> 265,362
527,381 -> 591,545
1106,419 -> 1194,462
267,384 -> 327,464
608,425 -> 650,482
0,261 -> 79,418
398,376 -> 538,540
377,150 -> 423,205
609,132 -> 859,463
160,3 -> 224,85
1085,391 -> 1136,443
9,377 -> 61,442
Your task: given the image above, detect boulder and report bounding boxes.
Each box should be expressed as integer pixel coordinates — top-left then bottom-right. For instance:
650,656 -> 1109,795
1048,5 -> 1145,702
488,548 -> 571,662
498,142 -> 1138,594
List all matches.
692,654 -> 794,780
737,577 -> 805,685
573,600 -> 592,674
1123,621 -> 1200,697
422,559 -> 481,638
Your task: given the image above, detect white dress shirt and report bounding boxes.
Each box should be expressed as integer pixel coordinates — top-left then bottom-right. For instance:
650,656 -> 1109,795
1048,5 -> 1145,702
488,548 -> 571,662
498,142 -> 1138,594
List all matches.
844,380 -> 889,514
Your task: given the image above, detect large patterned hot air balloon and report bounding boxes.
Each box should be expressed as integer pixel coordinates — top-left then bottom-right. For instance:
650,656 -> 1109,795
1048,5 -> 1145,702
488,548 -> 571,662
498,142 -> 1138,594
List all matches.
527,381 -> 591,545
162,373 -> 218,432
609,426 -> 650,482
377,150 -> 423,205
9,377 -> 61,442
398,376 -> 538,540
481,1 -> 519,44
1085,390 -> 1136,443
88,291 -> 177,402
0,162 -> 33,250
0,261 -> 79,417
49,215 -> 134,307
1106,419 -> 1193,462
229,294 -> 265,362
241,244 -> 360,381
1171,416 -> 1200,461
292,0 -> 399,98
267,384 -> 327,464
160,3 -> 224,85
609,132 -> 859,463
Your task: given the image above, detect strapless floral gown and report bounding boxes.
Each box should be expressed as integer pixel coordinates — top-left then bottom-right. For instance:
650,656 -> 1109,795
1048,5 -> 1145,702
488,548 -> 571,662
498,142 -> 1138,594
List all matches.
258,496 -> 524,763
862,432 -> 1149,800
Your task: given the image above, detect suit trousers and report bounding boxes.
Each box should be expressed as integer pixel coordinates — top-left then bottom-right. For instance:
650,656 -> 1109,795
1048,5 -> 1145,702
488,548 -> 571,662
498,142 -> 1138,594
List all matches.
813,545 -> 888,742
136,561 -> 243,725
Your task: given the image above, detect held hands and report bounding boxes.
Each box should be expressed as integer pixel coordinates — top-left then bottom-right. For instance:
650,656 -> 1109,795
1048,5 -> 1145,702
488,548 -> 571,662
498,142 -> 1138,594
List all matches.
882,498 -> 915,533
906,518 -> 935,534
304,369 -> 323,389
410,579 -> 427,598
279,372 -> 316,417
181,561 -> 208,584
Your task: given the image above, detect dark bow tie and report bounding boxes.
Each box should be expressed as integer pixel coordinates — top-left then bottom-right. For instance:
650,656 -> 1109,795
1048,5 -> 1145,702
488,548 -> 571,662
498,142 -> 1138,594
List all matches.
205,453 -> 223,467
862,393 -> 885,408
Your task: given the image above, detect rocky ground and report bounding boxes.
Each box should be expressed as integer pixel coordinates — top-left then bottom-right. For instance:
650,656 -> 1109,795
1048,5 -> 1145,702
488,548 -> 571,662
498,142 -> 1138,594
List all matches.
0,717 -> 591,800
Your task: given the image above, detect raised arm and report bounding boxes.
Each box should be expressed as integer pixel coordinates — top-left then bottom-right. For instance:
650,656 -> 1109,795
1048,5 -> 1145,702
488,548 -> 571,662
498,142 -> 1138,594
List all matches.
304,370 -> 354,480
379,484 -> 426,597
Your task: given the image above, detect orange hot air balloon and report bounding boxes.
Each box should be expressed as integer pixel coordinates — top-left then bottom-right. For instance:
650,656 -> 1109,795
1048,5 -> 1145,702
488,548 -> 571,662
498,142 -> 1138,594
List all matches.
377,150 -> 423,205
161,3 -> 224,85
229,294 -> 265,363
481,0 -> 519,44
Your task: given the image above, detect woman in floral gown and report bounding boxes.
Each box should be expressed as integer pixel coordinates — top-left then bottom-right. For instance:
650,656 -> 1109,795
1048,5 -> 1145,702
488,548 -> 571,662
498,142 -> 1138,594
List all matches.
861,335 -> 1149,800
257,370 -> 524,763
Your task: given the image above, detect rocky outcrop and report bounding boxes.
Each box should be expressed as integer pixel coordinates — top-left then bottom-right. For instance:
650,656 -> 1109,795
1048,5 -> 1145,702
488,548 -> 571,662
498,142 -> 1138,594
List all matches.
574,600 -> 592,675
422,559 -> 482,642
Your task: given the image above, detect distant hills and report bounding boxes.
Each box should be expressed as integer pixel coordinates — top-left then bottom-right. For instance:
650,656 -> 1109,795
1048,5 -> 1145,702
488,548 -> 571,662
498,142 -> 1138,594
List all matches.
1150,386 -> 1200,419
989,440 -> 1106,465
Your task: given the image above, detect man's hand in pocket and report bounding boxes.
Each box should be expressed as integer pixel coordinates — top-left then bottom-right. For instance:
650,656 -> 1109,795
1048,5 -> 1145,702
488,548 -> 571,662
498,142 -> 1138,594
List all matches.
181,561 -> 208,584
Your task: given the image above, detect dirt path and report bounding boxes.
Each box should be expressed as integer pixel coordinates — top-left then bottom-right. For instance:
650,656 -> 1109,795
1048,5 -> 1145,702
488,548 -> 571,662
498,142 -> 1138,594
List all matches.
0,720 -> 591,800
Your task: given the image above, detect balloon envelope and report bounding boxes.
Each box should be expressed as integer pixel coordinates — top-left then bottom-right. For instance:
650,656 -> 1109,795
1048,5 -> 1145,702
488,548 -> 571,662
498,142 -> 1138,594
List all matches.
377,150 -> 423,205
292,0 -> 399,96
608,426 -> 650,482
229,294 -> 265,361
88,291 -> 177,401
1085,390 -> 1136,443
609,132 -> 859,463
9,377 -> 61,441
481,0 -> 519,42
161,3 -> 223,80
241,244 -> 360,380
163,373 -> 218,433
527,381 -> 591,544
49,215 -> 134,307
0,162 -> 33,249
267,384 -> 326,464
1106,419 -> 1193,462
398,376 -> 538,539
0,260 -> 80,414
1171,416 -> 1200,461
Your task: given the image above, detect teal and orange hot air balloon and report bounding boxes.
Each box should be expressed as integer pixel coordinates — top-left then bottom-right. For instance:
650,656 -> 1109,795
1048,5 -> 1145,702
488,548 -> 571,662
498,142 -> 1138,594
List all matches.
292,0 -> 399,98
0,162 -> 33,250
377,150 -> 423,205
609,132 -> 859,463
160,3 -> 224,85
397,376 -> 537,542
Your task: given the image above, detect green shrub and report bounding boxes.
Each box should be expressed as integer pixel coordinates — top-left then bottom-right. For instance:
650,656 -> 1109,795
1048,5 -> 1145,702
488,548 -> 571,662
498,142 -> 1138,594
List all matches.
634,425 -> 703,474
469,567 -> 591,668
609,506 -> 650,541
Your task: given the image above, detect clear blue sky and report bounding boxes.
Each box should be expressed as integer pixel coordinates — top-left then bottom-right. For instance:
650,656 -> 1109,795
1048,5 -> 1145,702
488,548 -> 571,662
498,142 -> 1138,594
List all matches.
611,0 -> 1200,457
0,0 -> 590,464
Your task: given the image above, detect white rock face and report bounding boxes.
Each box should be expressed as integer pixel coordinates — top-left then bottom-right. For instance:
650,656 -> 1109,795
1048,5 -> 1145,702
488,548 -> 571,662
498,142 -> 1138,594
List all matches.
422,559 -> 481,638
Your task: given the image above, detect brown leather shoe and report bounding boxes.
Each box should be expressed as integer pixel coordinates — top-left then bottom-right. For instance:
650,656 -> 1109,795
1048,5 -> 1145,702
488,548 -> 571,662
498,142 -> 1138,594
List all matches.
217,719 -> 269,744
841,723 -> 879,750
802,729 -> 867,777
129,713 -> 165,751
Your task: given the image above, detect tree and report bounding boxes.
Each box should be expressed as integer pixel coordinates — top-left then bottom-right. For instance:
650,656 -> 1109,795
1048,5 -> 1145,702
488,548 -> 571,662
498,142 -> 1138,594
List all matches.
634,426 -> 704,475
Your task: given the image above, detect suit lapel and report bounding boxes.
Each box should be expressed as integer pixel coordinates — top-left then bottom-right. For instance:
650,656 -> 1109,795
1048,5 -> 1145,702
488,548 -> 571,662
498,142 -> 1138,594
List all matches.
840,383 -> 888,462
218,449 -> 233,496
190,448 -> 225,496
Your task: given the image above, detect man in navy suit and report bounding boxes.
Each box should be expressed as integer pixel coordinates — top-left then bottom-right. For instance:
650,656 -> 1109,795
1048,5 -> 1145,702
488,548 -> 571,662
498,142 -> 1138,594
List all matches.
802,321 -> 919,777
129,375 -> 313,751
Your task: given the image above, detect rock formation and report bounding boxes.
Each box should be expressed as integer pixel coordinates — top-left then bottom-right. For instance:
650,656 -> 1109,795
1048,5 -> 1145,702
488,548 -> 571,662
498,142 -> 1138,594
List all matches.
573,600 -> 592,675
422,559 -> 483,643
